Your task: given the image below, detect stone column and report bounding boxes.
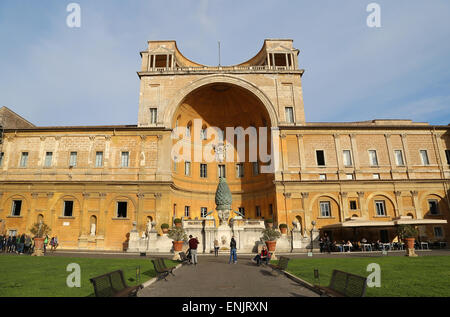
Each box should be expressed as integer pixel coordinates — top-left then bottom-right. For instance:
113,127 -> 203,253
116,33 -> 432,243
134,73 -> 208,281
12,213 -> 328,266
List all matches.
296,134 -> 306,172
394,191 -> 403,218
350,134 -> 360,179
80,192 -> 90,237
358,192 -> 368,219
340,192 -> 348,221
87,136 -> 95,167
136,193 -> 145,230
401,134 -> 411,179
333,134 -> 344,179
301,192 -> 311,233
385,134 -> 395,179
53,136 -> 61,167
98,193 -> 107,236
411,190 -> 422,219
280,134 -> 288,175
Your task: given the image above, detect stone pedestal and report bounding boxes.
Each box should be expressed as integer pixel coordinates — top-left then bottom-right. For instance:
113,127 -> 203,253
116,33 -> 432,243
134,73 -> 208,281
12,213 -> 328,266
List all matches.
127,229 -> 140,252
406,248 -> 418,257
276,234 -> 291,252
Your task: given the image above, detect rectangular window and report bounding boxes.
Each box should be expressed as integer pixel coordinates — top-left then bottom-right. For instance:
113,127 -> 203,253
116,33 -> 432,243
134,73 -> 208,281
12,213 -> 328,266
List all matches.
285,107 -> 294,123
445,150 -> 450,165
201,207 -> 208,218
238,207 -> 245,217
256,206 -> 261,218
185,161 -> 191,176
0,152 -> 4,166
117,202 -> 127,218
319,174 -> 326,180
316,150 -> 325,166
375,200 -> 386,216
373,173 -> 380,179
121,152 -> 129,167
69,152 -> 77,167
44,152 -> 53,167
200,164 -> 207,178
236,163 -> 244,178
150,108 -> 157,124
428,199 -> 439,215
420,150 -> 429,165
95,151 -> 103,167
394,150 -> 404,166
269,204 -> 273,216
11,200 -> 22,216
349,200 -> 357,210
319,201 -> 331,217
346,173 -> 353,180
343,150 -> 352,167
434,227 -> 443,238
252,162 -> 259,176
20,152 -> 28,167
218,164 -> 226,178
184,206 -> 190,217
368,150 -> 378,166
63,201 -> 74,217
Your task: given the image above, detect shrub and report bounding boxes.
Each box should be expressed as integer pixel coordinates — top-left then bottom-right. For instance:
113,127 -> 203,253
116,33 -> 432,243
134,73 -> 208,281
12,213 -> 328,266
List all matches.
265,219 -> 273,223
279,223 -> 288,229
398,225 -> 418,239
29,222 -> 51,238
261,227 -> 281,241
173,218 -> 182,224
161,223 -> 169,229
168,227 -> 188,242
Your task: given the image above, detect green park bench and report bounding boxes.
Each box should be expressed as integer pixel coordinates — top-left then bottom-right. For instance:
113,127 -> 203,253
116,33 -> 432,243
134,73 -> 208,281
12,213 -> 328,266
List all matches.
315,269 -> 367,297
89,270 -> 142,297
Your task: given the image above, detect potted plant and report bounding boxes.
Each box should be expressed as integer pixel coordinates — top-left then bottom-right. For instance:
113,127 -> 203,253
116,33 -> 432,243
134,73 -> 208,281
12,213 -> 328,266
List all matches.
174,218 -> 182,228
261,227 -> 281,252
398,225 -> 418,256
265,218 -> 274,228
279,223 -> 288,234
29,221 -> 51,256
161,223 -> 169,234
168,227 -> 188,252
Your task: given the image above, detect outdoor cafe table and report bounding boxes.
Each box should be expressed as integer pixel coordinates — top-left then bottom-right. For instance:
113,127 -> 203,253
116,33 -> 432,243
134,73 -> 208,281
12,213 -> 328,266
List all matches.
382,243 -> 391,251
362,243 -> 372,251
439,241 -> 447,249
420,242 -> 429,250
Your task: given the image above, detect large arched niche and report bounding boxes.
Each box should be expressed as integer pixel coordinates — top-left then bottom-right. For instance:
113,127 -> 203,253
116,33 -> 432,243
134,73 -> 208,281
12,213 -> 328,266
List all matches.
172,82 -> 272,130
169,79 -> 277,221
164,75 -> 278,128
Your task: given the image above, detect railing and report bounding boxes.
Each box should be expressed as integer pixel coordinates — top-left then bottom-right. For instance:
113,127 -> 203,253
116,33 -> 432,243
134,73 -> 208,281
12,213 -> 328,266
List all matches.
144,65 -> 298,73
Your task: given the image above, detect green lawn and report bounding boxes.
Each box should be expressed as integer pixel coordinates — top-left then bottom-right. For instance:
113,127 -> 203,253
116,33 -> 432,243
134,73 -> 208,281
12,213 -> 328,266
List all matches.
284,256 -> 450,297
0,255 -> 178,297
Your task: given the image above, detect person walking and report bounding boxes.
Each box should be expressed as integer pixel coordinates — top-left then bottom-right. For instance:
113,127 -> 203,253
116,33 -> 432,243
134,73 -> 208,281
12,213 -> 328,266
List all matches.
43,235 -> 49,254
229,236 -> 237,264
18,234 -> 25,254
214,239 -> 219,257
188,235 -> 199,265
24,235 -> 32,254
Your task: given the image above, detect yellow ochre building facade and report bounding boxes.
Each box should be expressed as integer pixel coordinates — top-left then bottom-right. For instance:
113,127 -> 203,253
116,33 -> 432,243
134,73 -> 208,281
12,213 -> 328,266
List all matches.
0,39 -> 449,251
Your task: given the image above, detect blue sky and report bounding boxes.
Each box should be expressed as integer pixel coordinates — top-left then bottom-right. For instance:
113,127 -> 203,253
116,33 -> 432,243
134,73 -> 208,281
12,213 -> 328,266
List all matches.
0,0 -> 449,126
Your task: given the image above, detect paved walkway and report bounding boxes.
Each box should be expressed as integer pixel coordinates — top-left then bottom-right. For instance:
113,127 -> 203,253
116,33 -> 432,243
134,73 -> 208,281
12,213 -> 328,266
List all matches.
138,256 -> 319,297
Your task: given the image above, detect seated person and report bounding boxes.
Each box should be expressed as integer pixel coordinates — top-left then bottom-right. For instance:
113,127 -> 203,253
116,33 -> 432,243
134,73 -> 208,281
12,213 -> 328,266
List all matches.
334,241 -> 343,252
345,240 -> 353,252
253,245 -> 271,266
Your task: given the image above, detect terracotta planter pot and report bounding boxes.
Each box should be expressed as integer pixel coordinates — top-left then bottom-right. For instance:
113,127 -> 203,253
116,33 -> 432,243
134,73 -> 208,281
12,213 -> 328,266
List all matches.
280,227 -> 288,234
266,222 -> 273,229
162,228 -> 169,234
173,241 -> 184,252
404,238 -> 415,249
34,237 -> 45,250
265,241 -> 277,252
175,222 -> 182,228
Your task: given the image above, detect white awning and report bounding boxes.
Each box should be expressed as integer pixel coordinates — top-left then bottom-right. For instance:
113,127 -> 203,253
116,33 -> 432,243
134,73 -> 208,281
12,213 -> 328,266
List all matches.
321,218 -> 447,229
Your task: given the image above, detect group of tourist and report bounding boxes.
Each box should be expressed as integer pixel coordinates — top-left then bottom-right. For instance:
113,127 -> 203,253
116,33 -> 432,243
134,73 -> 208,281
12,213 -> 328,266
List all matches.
185,235 -> 241,265
0,234 -> 59,255
318,234 -> 406,253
